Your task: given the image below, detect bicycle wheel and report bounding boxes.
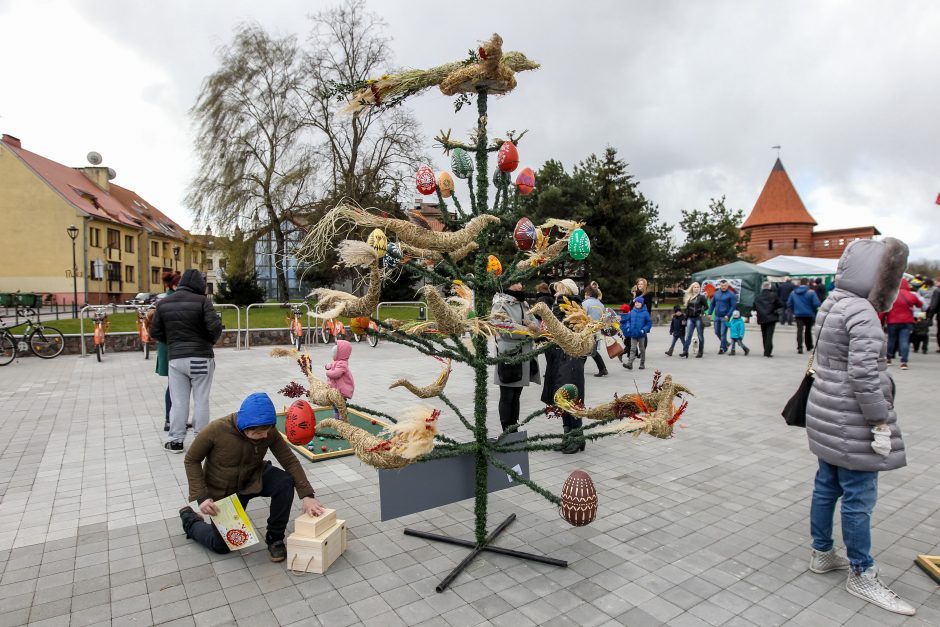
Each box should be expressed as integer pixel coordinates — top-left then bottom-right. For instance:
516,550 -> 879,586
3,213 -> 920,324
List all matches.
351,332 -> 362,343
0,331 -> 16,366
96,343 -> 102,362
294,328 -> 303,352
367,332 -> 378,348
29,326 -> 65,359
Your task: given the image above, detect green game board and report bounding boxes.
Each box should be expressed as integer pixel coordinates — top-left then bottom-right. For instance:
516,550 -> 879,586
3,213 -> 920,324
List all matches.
275,406 -> 389,462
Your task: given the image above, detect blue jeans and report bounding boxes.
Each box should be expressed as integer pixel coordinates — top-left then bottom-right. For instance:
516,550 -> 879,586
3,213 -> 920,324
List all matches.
713,317 -> 729,351
886,323 -> 912,363
810,458 -> 878,572
683,316 -> 704,355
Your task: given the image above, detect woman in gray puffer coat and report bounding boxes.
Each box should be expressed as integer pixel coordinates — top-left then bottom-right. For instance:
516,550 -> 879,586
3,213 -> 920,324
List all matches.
805,237 -> 916,617
492,284 -> 541,432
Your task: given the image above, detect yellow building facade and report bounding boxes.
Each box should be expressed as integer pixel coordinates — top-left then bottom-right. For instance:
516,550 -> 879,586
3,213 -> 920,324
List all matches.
0,134 -> 204,306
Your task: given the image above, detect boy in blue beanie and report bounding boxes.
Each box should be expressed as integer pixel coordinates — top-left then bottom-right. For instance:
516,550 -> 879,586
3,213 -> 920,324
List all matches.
179,392 -> 326,561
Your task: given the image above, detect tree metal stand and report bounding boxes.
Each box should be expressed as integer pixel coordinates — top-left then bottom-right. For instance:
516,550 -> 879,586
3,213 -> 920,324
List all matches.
404,513 -> 568,593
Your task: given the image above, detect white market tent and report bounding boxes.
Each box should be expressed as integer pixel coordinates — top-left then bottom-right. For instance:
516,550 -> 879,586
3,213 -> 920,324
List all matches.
757,255 -> 839,277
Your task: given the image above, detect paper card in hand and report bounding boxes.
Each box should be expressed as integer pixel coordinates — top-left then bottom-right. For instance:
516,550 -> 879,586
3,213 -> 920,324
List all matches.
189,495 -> 259,551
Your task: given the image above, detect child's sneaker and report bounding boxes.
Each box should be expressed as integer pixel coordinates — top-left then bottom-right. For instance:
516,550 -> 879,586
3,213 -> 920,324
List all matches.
900,363 -> 908,370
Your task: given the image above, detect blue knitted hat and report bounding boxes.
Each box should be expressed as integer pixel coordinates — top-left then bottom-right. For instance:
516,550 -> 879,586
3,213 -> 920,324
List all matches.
633,296 -> 645,305
237,392 -> 276,430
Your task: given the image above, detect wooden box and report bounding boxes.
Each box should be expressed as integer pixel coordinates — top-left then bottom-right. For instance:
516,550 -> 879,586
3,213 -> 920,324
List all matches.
293,509 -> 336,538
286,519 -> 346,575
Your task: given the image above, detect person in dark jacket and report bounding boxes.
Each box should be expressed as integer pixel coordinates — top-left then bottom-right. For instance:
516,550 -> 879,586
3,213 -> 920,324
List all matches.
156,271 -> 181,431
928,279 -> 940,353
777,278 -> 797,325
540,279 -> 586,455
150,269 -> 224,452
804,237 -> 916,616
681,282 -> 709,358
708,280 -> 738,354
787,278 -> 822,354
179,392 -> 326,562
665,306 -> 685,356
754,282 -> 785,357
813,277 -> 829,303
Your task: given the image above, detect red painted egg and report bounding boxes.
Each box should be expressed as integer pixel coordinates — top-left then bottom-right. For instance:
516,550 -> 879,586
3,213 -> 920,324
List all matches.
560,470 -> 598,527
497,142 -> 519,173
416,165 -> 437,195
513,217 -> 537,251
516,167 -> 536,195
285,400 -> 316,446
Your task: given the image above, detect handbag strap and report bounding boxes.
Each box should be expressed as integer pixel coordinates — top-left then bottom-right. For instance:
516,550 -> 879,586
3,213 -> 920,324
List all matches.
807,310 -> 830,374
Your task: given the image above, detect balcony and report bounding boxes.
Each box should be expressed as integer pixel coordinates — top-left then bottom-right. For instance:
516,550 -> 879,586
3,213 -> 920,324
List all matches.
106,247 -> 122,262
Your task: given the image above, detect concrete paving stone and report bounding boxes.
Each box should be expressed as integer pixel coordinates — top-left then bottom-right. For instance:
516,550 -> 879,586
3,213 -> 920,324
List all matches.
111,593 -> 151,619
309,605 -> 359,627
26,598 -> 71,623
68,603 -> 112,627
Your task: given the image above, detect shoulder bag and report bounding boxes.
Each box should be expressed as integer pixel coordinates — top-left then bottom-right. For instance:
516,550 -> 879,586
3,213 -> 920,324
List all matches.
781,322 -> 824,428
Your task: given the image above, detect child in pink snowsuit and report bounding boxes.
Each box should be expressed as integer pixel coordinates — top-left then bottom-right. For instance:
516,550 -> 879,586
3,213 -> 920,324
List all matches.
324,339 -> 355,400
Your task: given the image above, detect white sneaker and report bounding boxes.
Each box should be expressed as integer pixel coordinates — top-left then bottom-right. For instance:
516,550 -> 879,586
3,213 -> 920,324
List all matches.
809,548 -> 849,573
845,566 -> 916,616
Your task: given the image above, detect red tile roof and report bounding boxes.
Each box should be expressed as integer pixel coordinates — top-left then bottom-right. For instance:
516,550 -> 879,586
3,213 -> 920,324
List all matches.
741,159 -> 817,229
1,134 -> 189,239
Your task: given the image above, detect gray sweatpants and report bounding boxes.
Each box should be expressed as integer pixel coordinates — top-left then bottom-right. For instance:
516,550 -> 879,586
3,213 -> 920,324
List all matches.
168,357 -> 215,443
628,337 -> 646,367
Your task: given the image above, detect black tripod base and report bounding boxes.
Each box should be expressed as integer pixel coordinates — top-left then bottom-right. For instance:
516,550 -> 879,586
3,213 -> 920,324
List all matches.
403,513 -> 568,592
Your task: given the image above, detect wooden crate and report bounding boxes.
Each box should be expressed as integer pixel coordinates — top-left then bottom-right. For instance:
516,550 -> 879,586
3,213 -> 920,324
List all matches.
285,520 -> 346,575
294,509 -> 336,538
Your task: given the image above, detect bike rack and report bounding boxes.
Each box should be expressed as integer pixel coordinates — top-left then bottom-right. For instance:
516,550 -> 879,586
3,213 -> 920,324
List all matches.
212,303 -> 242,350
244,302 -> 312,350
376,301 -> 427,321
78,304 -> 135,358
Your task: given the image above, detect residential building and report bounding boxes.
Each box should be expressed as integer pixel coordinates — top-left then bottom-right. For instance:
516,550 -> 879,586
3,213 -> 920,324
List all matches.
190,229 -> 228,298
740,158 -> 879,262
0,134 -> 204,305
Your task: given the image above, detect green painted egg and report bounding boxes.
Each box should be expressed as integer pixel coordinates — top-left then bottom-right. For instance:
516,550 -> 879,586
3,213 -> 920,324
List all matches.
553,383 -> 580,406
568,228 -> 590,261
451,147 -> 474,179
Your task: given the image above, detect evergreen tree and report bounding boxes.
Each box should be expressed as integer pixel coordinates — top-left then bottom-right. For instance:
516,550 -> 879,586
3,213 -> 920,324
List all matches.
674,197 -> 749,276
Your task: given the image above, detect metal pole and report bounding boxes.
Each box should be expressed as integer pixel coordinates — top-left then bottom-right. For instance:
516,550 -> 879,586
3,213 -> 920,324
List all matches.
71,239 -> 78,318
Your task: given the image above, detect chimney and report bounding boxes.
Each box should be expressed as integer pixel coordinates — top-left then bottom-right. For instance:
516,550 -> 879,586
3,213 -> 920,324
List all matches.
76,167 -> 110,191
2,134 -> 22,148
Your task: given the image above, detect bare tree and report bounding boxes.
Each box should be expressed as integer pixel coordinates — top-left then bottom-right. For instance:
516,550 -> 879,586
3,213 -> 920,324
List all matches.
188,24 -> 315,301
303,0 -> 425,209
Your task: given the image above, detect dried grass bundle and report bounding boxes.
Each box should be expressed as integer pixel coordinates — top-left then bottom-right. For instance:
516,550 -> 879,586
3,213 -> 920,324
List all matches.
399,241 -> 478,263
516,238 -> 568,269
317,407 -> 439,469
529,301 -> 601,357
337,239 -> 378,268
309,264 -> 381,319
421,285 -> 470,336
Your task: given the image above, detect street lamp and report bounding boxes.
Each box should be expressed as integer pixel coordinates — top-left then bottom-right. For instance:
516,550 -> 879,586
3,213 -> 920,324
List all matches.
66,225 -> 79,317
172,245 -> 180,271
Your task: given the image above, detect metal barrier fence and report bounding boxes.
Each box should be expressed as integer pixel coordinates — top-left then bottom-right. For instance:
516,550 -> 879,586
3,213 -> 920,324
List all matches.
244,302 -> 312,350
214,303 -> 241,350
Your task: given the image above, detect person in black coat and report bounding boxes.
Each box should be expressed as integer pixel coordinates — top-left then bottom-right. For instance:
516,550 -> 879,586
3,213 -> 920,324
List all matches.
813,277 -> 829,303
150,269 -> 224,452
777,278 -> 796,325
754,282 -> 785,357
539,279 -> 586,455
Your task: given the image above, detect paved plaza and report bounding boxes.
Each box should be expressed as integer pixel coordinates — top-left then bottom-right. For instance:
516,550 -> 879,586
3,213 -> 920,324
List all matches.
0,326 -> 938,626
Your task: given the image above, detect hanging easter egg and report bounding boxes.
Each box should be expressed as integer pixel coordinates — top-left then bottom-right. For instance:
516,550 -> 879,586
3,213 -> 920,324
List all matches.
451,148 -> 473,179
513,217 -> 537,251
383,241 -> 401,269
492,168 -> 511,188
486,255 -> 503,276
350,317 -> 371,335
497,141 -> 519,173
285,399 -> 316,446
568,227 -> 591,261
553,383 -> 580,406
515,167 -> 536,195
366,228 -> 387,258
437,171 -> 455,198
560,470 -> 598,527
416,165 -> 436,195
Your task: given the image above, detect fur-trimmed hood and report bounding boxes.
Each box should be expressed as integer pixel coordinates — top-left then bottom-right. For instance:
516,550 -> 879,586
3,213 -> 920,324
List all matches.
834,237 -> 908,312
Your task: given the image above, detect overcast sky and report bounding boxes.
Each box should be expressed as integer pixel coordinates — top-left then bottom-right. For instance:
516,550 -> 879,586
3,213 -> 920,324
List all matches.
2,0 -> 938,260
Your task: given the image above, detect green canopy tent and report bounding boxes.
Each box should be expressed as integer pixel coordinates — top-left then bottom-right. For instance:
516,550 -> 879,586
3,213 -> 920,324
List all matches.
691,260 -> 788,310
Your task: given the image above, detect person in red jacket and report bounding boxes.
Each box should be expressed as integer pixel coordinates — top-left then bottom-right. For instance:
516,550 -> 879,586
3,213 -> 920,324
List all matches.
884,279 -> 922,369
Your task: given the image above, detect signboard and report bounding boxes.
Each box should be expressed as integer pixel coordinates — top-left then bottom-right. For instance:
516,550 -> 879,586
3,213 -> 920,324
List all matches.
377,431 -> 530,521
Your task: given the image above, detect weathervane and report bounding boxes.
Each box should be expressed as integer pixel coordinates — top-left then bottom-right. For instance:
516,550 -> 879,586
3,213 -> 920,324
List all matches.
771,145 -> 781,158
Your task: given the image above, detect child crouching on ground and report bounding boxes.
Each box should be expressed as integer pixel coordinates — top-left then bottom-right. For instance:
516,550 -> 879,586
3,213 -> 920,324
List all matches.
665,305 -> 686,356
728,310 -> 750,356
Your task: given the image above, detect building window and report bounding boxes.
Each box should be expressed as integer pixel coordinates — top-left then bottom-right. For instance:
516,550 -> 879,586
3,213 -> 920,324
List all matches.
125,235 -> 134,253
107,229 -> 120,249
768,239 -> 774,250
207,282 -> 214,295
151,267 -> 160,284
90,228 -> 101,247
793,238 -> 798,249
106,262 -> 120,282
90,260 -> 103,280
838,238 -> 845,246
824,240 -> 830,247
220,258 -> 227,270
206,259 -> 213,271
151,241 -> 159,257
125,266 -> 135,283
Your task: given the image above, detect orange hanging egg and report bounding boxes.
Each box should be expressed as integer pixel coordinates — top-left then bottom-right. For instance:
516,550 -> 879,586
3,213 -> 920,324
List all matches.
437,171 -> 455,198
516,167 -> 536,195
486,255 -> 503,276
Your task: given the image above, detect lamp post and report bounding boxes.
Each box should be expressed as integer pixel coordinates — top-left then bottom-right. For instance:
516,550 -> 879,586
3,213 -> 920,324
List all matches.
66,225 -> 79,317
172,245 -> 180,271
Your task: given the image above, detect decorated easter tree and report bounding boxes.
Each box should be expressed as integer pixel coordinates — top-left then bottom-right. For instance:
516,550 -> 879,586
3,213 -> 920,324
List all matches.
284,34 -> 691,592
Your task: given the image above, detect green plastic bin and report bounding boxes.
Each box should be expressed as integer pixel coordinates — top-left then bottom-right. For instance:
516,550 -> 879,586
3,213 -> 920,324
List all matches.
0,293 -> 12,307
15,293 -> 38,307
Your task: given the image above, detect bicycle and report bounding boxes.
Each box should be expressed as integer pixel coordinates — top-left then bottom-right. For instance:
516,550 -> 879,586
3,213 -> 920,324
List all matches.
286,304 -> 305,351
136,306 -> 155,359
349,316 -> 379,347
0,307 -> 66,365
91,307 -> 110,362
320,317 -> 346,344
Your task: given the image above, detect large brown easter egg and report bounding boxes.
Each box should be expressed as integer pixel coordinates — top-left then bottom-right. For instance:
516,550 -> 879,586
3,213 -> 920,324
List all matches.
560,469 -> 597,527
